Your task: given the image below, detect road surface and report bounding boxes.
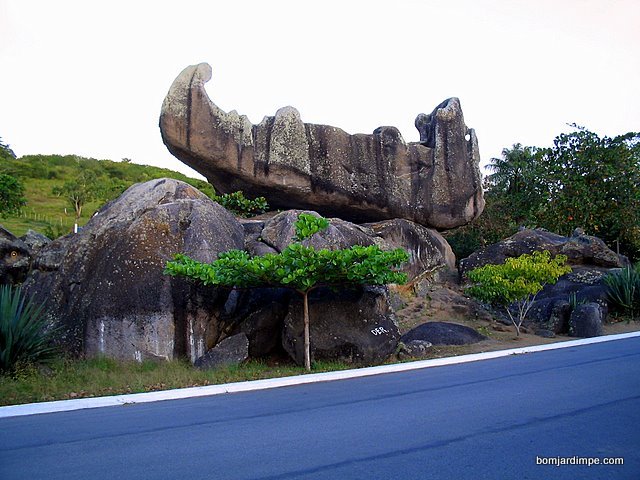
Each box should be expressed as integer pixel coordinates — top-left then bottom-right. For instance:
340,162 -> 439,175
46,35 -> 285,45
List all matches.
1,337 -> 639,479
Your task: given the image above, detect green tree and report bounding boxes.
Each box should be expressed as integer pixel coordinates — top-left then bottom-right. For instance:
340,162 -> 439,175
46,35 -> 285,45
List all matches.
165,213 -> 409,370
52,170 -> 100,221
0,137 -> 16,161
466,251 -> 571,336
0,174 -> 27,218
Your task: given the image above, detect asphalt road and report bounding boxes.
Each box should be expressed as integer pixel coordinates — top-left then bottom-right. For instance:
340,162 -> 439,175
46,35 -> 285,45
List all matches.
1,337 -> 639,480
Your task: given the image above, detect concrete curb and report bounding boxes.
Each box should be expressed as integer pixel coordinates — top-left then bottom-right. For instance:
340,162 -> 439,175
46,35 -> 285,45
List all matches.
2,331 -> 639,419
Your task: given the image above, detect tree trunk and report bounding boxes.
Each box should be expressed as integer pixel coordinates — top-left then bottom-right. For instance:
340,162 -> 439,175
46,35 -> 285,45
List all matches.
303,290 -> 311,371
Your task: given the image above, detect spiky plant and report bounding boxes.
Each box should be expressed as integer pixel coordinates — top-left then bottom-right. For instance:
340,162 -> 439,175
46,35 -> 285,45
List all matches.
604,265 -> 640,321
0,285 -> 58,374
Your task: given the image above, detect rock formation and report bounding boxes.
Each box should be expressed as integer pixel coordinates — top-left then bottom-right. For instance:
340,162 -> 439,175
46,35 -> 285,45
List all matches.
159,63 -> 484,229
19,179 -> 456,366
0,226 -> 34,285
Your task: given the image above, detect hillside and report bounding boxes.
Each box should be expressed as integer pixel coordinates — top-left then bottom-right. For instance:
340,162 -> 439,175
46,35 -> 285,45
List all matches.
0,154 -> 214,238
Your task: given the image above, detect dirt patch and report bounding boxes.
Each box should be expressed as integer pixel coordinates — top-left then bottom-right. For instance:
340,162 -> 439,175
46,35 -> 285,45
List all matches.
391,278 -> 640,361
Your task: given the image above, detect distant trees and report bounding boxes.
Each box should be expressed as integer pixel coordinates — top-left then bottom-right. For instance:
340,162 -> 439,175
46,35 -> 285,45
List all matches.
446,127 -> 640,261
52,171 -> 100,222
0,174 -> 26,218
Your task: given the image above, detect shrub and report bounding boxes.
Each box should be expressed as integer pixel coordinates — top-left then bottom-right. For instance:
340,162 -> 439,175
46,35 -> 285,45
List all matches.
466,251 -> 571,335
604,264 -> 640,321
212,191 -> 268,217
0,285 -> 58,374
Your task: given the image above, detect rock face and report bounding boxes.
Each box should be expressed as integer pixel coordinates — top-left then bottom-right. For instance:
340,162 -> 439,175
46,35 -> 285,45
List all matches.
194,333 -> 249,369
282,286 -> 400,366
569,303 -> 605,338
22,178 -> 245,362
159,63 -> 484,229
401,321 -> 488,345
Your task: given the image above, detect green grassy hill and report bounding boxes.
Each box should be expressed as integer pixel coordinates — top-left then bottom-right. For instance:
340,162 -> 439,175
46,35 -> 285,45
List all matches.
0,154 -> 214,238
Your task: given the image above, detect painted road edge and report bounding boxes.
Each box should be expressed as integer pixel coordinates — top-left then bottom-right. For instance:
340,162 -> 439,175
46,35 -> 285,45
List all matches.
2,331 -> 639,419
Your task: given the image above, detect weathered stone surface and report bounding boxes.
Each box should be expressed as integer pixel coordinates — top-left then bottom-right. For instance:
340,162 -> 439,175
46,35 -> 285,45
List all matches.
20,229 -> 51,254
0,225 -> 31,285
22,178 -> 245,362
569,303 -> 604,338
194,333 -> 249,369
365,218 -> 456,281
249,210 -> 454,283
282,286 -> 400,366
397,340 -> 433,360
160,63 -> 484,229
459,228 -> 628,277
401,321 -> 488,346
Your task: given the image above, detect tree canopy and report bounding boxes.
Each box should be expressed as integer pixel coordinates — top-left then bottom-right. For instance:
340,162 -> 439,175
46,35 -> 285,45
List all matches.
447,127 -> 640,261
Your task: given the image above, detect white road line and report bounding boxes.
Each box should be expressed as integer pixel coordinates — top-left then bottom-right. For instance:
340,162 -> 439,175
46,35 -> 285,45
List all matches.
2,331 -> 639,419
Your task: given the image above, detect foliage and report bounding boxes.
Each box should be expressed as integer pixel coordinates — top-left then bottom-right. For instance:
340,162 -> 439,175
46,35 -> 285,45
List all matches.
52,170 -> 101,221
471,128 -> 640,261
0,137 -> 16,161
211,191 -> 269,217
293,213 -> 330,241
165,213 -> 408,370
466,251 -> 571,335
0,285 -> 59,375
0,174 -> 27,218
604,264 -> 640,321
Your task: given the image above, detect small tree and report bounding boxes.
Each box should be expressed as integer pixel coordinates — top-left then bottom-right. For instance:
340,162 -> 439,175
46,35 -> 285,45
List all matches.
466,251 -> 571,336
0,173 -> 27,218
165,213 -> 409,370
52,171 -> 99,222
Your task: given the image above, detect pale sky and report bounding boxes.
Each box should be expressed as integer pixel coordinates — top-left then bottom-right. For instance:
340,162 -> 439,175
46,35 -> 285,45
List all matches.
1,0 -> 638,180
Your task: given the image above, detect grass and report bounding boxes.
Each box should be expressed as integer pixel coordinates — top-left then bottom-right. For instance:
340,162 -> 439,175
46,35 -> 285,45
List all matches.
0,357 -> 350,407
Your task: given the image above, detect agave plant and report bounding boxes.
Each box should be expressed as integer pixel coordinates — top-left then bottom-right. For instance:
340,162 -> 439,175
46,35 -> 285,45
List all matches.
0,285 -> 58,374
604,265 -> 640,321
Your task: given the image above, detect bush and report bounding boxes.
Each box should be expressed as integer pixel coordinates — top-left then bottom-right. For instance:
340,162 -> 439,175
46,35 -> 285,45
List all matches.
0,285 -> 58,374
604,264 -> 640,321
466,251 -> 571,335
212,191 -> 268,217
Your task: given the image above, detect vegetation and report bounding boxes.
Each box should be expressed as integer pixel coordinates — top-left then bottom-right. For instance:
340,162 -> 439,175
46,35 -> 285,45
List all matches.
0,152 -> 217,237
211,191 -> 269,217
0,174 -> 27,218
0,285 -> 59,374
466,251 -> 571,336
446,128 -> 640,262
165,213 -> 409,370
604,264 -> 640,321
0,357 -> 350,406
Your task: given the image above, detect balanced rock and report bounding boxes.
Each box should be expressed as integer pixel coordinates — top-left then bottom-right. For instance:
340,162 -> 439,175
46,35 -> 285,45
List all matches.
22,178 -> 245,362
160,63 -> 484,229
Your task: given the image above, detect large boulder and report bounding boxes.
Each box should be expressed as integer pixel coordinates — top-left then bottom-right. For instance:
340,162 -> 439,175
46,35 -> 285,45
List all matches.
22,178 -> 245,362
159,63 -> 484,230
401,321 -> 488,346
194,333 -> 249,369
569,303 -> 605,338
282,286 -> 400,366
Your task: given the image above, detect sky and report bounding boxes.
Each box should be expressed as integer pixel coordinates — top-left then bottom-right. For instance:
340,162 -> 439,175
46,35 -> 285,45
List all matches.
1,0 -> 639,180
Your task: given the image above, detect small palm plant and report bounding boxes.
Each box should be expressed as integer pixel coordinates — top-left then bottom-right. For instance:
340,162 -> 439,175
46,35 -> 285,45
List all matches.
0,285 -> 58,374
